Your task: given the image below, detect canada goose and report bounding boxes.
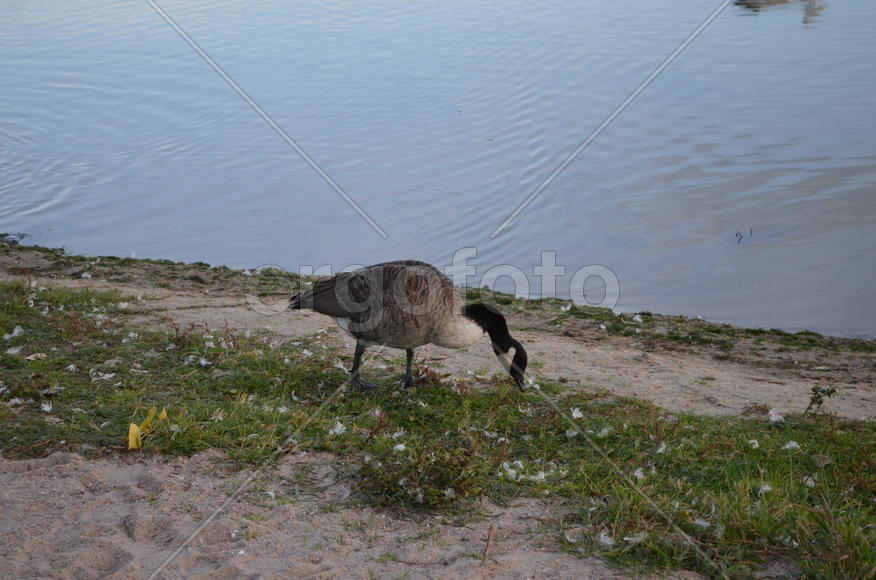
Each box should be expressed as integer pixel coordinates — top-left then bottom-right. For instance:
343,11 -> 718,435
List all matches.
289,260 -> 528,392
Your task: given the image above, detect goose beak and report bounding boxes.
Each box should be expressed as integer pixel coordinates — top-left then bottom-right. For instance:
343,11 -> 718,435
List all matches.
515,376 -> 526,392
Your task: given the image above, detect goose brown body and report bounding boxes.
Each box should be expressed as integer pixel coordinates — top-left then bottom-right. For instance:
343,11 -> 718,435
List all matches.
289,260 -> 528,391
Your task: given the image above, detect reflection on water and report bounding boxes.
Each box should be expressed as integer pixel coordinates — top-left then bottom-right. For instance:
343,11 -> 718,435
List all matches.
735,0 -> 826,25
734,0 -> 825,25
1,0 -> 874,337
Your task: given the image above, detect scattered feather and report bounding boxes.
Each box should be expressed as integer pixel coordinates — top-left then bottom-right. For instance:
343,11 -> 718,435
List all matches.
597,530 -> 616,547
3,325 -> 24,340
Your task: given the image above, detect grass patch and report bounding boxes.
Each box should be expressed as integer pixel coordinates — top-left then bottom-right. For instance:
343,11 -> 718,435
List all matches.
1,280 -> 874,577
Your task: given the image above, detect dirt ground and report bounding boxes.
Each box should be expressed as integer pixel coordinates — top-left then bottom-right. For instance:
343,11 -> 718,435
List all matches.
3,450 -> 677,579
10,269 -> 872,422
0,242 -> 871,578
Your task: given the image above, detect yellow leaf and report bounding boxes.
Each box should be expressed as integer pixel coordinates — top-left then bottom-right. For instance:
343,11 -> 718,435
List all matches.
158,407 -> 167,421
141,406 -> 157,432
128,423 -> 142,450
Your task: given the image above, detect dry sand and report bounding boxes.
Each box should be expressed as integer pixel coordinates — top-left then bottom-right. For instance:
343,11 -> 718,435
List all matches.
1,248 -> 872,578
2,450 -> 667,579
41,274 -> 876,421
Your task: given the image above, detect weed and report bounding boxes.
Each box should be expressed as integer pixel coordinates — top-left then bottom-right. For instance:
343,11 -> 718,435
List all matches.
805,385 -> 837,415
0,279 -> 874,577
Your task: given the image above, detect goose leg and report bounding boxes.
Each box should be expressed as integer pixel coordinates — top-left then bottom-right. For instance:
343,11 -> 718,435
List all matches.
349,342 -> 377,392
399,349 -> 416,389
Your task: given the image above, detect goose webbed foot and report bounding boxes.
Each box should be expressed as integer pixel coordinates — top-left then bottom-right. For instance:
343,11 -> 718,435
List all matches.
398,375 -> 417,390
350,376 -> 378,392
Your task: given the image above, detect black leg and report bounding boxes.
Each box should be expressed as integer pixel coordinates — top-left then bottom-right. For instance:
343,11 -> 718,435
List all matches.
350,342 -> 366,378
349,342 -> 377,392
399,349 -> 416,389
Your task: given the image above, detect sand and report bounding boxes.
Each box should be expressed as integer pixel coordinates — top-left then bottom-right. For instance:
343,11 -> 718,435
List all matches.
1,450 -> 677,579
1,251 -> 871,578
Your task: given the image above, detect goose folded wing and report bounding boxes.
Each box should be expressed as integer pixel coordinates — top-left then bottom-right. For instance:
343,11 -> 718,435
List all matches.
303,272 -> 374,321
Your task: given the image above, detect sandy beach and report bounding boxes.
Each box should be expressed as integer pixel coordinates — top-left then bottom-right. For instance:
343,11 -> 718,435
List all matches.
1,242 -> 872,578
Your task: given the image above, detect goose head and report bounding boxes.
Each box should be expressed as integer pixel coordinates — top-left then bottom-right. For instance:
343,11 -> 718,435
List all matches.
464,303 -> 528,391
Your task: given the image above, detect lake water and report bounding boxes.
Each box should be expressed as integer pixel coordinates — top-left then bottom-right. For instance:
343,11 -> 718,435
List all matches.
2,0 -> 875,337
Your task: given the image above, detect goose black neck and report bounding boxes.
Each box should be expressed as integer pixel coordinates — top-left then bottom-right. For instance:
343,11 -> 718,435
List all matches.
464,302 -> 513,349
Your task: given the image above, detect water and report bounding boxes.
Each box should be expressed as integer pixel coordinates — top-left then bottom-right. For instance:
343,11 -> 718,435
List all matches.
2,0 -> 875,337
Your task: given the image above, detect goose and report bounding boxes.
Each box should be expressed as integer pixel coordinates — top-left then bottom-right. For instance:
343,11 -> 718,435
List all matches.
289,260 -> 528,392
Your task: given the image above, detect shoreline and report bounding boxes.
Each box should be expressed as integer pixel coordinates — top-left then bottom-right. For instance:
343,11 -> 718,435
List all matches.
1,236 -> 874,578
0,240 -> 876,420
3,234 -> 875,339
5,233 -> 872,342
1,236 -> 874,420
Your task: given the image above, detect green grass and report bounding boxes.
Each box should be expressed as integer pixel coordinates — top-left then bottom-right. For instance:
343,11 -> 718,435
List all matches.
473,290 -> 876,354
1,280 -> 874,578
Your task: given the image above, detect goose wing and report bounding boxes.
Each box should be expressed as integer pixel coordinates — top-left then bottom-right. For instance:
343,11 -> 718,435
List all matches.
290,260 -> 452,321
291,270 -> 373,321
